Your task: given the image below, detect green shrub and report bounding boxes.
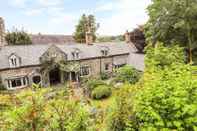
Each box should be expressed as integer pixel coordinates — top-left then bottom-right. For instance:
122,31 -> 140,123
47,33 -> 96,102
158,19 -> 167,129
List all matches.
0,84 -> 6,91
114,65 -> 141,84
1,89 -> 91,130
107,44 -> 197,130
133,44 -> 197,130
91,85 -> 112,100
100,72 -> 110,80
106,85 -> 137,131
0,77 -> 6,91
85,78 -> 106,92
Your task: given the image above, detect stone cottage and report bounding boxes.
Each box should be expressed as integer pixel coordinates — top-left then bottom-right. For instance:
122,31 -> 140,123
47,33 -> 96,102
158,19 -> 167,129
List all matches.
0,17 -> 144,90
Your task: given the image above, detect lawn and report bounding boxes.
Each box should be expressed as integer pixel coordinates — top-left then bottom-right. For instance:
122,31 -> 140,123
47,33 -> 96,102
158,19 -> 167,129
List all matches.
192,66 -> 197,79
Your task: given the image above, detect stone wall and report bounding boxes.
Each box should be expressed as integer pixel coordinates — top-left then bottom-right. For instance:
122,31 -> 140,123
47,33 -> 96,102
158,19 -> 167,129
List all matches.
0,66 -> 42,89
0,54 -> 129,89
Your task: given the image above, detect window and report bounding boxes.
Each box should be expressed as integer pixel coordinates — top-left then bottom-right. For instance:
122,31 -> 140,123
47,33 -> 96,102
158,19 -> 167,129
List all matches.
72,52 -> 79,59
7,77 -> 28,89
51,53 -> 57,58
9,54 -> 21,68
105,63 -> 110,70
32,76 -> 41,84
80,66 -> 90,76
72,48 -> 80,60
100,46 -> 109,56
101,50 -> 108,56
114,64 -> 126,69
11,79 -> 22,87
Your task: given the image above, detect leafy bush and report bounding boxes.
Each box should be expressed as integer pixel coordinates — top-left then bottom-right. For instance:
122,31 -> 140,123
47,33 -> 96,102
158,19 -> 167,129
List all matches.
114,65 -> 141,84
134,64 -> 197,130
1,88 -> 92,130
133,44 -> 197,130
106,85 -> 137,131
0,77 -> 6,91
145,43 -> 185,70
91,85 -> 112,100
82,78 -> 106,96
107,44 -> 197,130
0,84 -> 6,91
5,29 -> 32,45
100,72 -> 110,80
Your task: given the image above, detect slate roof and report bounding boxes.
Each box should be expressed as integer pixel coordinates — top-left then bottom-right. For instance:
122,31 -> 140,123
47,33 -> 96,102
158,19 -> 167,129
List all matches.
0,42 -> 144,71
31,34 -> 75,45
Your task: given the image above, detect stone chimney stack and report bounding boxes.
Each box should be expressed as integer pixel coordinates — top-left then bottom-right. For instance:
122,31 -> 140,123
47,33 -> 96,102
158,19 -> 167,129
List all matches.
85,26 -> 93,45
125,30 -> 130,43
0,17 -> 6,47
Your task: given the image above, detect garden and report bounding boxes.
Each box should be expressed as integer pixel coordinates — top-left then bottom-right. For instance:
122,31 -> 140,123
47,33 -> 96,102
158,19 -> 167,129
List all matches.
0,44 -> 196,131
0,63 -> 141,131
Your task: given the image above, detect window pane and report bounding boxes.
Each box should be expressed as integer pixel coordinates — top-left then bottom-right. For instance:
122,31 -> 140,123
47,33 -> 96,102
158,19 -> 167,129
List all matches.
80,66 -> 90,76
16,79 -> 22,86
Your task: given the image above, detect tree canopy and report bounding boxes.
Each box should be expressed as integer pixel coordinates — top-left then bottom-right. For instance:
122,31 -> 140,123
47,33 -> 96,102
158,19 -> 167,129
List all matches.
145,0 -> 197,63
130,25 -> 146,53
5,29 -> 32,45
74,14 -> 98,43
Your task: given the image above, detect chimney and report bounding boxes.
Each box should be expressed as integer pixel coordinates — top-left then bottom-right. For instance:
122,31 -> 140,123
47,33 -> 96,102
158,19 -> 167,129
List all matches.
125,30 -> 130,43
86,31 -> 93,45
0,17 -> 6,47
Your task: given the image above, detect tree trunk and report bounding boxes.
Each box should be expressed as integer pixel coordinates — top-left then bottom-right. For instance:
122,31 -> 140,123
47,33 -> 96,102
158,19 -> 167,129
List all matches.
186,0 -> 193,64
189,47 -> 193,63
187,26 -> 193,64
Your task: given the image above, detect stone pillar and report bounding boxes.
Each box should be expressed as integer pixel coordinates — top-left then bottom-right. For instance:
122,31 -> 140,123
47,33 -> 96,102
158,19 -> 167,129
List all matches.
60,71 -> 65,84
76,73 -> 79,82
69,72 -> 72,82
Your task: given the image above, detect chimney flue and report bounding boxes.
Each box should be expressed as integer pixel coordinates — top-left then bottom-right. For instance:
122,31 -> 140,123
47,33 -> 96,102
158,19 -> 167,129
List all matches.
125,30 -> 130,43
86,31 -> 93,45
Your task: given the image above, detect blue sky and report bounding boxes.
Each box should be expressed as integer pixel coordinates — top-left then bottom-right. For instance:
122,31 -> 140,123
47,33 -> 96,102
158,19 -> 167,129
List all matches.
0,0 -> 151,35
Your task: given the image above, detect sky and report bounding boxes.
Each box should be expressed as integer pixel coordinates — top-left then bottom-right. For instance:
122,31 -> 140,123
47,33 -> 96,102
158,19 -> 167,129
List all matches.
0,0 -> 152,36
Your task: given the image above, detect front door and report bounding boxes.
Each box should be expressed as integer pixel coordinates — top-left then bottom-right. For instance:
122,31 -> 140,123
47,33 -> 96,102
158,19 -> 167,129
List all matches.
49,68 -> 61,85
71,72 -> 76,82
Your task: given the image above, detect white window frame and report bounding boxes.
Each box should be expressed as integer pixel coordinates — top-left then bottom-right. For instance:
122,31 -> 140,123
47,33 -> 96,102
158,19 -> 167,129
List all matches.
80,66 -> 90,76
9,54 -> 21,68
7,77 -> 28,89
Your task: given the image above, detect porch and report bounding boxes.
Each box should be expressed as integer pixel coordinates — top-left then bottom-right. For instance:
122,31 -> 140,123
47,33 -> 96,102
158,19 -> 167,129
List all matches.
48,68 -> 80,86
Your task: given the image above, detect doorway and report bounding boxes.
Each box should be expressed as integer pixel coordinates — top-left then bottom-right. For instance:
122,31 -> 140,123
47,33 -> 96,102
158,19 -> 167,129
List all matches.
49,68 -> 61,85
71,72 -> 77,82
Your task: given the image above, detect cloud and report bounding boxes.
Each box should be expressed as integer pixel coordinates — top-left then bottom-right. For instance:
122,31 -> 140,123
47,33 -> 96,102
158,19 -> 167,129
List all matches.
37,0 -> 64,7
9,0 -> 29,8
23,8 -> 44,16
97,0 -> 151,35
7,0 -> 151,35
96,2 -> 117,12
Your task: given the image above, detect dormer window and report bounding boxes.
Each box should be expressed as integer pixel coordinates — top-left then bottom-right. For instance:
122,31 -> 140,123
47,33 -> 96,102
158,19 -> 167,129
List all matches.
72,48 -> 80,60
101,50 -> 108,56
101,46 -> 109,56
9,54 -> 21,68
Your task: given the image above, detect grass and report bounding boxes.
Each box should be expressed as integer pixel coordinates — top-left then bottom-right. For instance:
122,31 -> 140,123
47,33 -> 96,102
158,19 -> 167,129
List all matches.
90,89 -> 118,109
88,88 -> 119,130
192,66 -> 197,79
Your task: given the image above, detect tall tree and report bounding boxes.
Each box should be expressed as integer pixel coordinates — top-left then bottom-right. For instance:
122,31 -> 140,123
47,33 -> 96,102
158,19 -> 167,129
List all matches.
5,29 -> 32,45
145,0 -> 197,63
74,14 -> 98,43
130,25 -> 146,53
